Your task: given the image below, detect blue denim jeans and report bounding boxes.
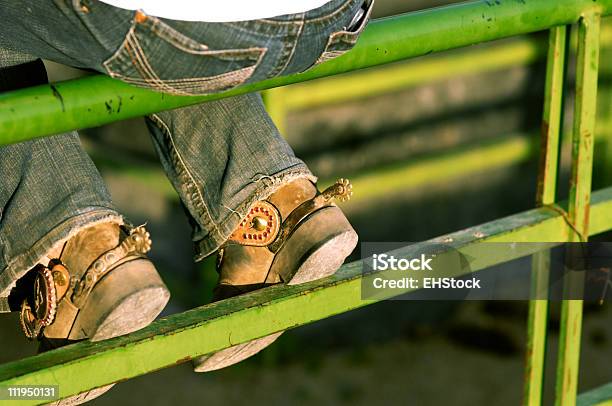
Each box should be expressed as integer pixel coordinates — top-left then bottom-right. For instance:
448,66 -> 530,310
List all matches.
0,0 -> 373,310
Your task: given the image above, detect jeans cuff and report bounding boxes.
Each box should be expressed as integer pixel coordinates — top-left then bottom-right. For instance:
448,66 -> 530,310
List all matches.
0,208 -> 123,312
193,165 -> 316,261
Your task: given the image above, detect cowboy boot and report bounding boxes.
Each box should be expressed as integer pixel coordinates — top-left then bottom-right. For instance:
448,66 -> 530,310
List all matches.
193,178 -> 356,372
11,222 -> 170,404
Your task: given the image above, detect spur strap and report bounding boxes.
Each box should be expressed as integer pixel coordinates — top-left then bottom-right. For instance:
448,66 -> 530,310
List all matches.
71,226 -> 151,308
225,179 -> 353,253
19,226 -> 152,339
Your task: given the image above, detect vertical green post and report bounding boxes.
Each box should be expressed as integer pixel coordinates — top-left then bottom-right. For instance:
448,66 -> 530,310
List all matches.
555,11 -> 601,406
524,25 -> 568,406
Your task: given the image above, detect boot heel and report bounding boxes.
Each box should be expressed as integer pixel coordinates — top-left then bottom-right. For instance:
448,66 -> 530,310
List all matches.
69,258 -> 170,341
269,206 -> 358,285
194,207 -> 356,373
47,259 -> 169,406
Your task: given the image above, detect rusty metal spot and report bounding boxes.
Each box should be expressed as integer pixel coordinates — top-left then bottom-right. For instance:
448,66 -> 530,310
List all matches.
174,356 -> 192,365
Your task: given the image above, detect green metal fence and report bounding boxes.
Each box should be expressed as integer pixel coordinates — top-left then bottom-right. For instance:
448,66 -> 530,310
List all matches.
0,0 -> 611,404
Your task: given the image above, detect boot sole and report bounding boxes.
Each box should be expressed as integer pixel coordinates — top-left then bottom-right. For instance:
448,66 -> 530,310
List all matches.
193,206 -> 357,373
46,258 -> 170,405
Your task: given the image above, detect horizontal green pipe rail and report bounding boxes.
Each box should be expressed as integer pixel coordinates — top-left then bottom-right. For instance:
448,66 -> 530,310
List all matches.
1,185 -> 612,403
0,0 -> 610,145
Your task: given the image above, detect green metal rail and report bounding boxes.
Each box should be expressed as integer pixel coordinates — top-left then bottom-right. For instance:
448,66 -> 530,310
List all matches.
0,0 -> 611,404
1,189 -> 612,405
0,0 -> 611,143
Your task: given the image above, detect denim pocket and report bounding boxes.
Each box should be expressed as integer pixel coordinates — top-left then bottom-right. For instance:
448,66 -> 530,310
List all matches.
103,11 -> 267,96
313,0 -> 374,66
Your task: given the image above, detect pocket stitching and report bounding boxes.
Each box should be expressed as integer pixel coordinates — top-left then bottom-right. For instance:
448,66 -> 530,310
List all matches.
147,16 -> 209,53
103,12 -> 267,95
313,0 -> 374,67
129,33 -> 265,95
146,16 -> 266,60
122,30 -> 175,93
109,65 -> 261,95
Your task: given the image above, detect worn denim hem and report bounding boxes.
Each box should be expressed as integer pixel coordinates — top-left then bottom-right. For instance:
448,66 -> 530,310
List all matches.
0,209 -> 123,312
193,166 -> 316,261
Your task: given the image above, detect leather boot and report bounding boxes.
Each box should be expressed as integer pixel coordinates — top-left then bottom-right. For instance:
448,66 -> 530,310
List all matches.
12,222 -> 170,404
193,178 -> 356,372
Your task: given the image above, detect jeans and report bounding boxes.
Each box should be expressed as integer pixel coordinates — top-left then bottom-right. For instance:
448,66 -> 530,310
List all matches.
0,0 -> 373,311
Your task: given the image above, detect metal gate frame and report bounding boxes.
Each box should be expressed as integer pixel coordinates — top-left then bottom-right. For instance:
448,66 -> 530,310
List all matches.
0,1 -> 611,404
